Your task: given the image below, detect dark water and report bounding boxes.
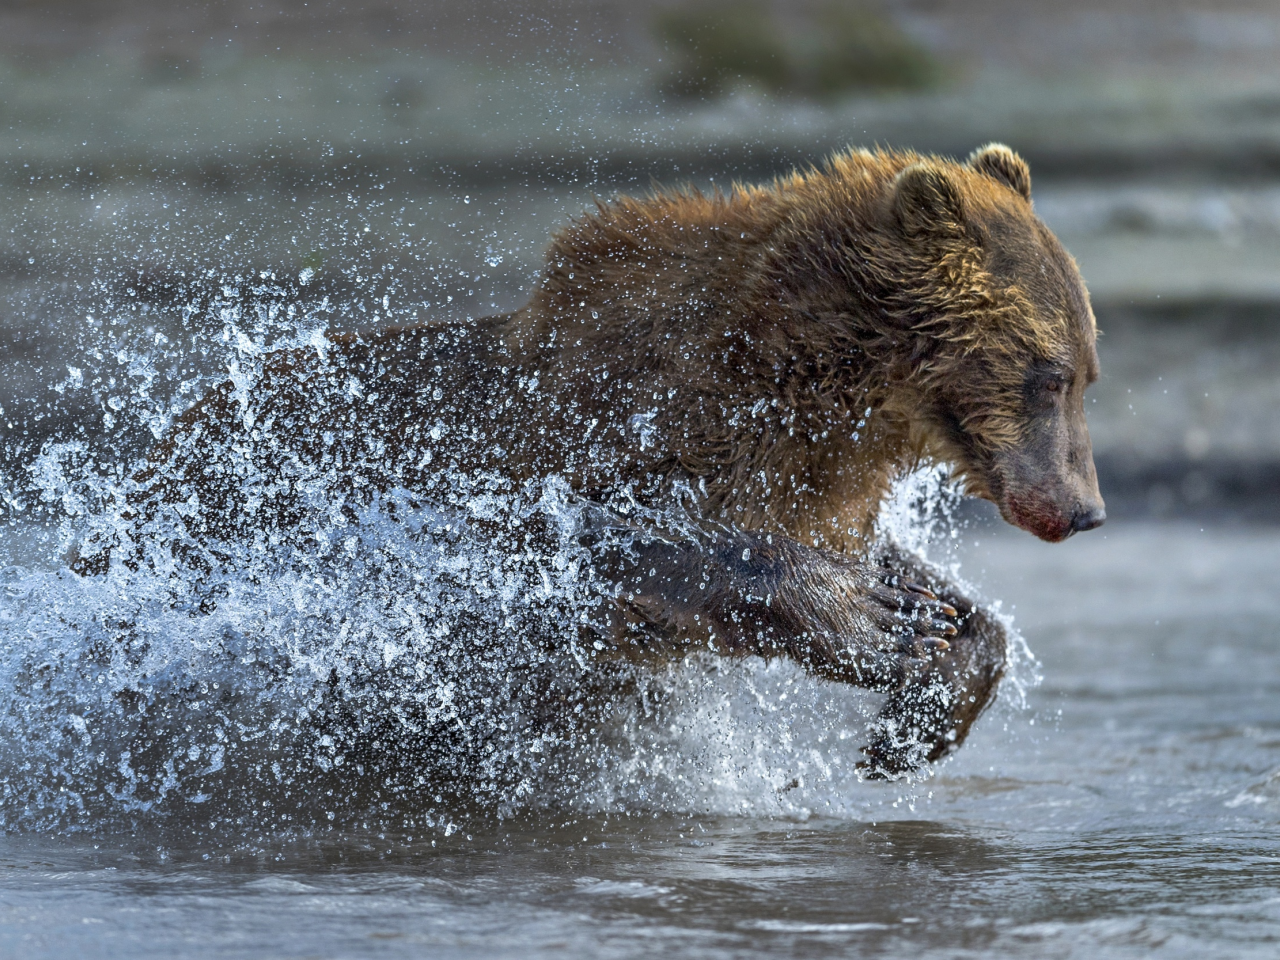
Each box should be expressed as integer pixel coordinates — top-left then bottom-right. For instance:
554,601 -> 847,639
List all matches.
1,521 -> 1278,959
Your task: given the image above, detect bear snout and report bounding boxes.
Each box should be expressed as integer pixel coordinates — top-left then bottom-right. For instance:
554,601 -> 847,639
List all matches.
1005,493 -> 1074,542
1070,504 -> 1106,534
1004,490 -> 1106,542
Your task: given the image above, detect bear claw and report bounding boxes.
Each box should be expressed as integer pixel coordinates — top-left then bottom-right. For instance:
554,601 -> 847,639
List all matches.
902,579 -> 936,599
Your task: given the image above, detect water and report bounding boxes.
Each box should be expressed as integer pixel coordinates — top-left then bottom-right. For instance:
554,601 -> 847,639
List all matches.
0,520 -> 1277,958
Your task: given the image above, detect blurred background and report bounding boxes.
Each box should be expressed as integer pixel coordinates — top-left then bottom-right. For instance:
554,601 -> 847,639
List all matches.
2,0 -> 1279,521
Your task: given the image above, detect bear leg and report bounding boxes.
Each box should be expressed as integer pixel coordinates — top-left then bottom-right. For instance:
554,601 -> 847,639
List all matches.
581,509 -> 964,691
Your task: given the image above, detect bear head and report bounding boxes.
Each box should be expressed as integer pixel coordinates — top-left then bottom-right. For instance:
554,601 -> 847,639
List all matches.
891,144 -> 1105,542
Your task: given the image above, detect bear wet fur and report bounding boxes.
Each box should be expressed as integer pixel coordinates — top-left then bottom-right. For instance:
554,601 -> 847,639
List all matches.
74,145 -> 1105,777
500,144 -> 1102,547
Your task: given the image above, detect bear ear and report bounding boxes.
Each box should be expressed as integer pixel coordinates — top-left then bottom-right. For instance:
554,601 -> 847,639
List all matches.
893,162 -> 967,239
967,143 -> 1031,200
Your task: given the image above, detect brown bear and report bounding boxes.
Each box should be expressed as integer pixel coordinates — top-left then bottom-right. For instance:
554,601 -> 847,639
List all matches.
75,144 -> 1104,777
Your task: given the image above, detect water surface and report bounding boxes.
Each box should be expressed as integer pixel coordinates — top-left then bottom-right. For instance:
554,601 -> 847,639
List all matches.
2,521 -> 1278,959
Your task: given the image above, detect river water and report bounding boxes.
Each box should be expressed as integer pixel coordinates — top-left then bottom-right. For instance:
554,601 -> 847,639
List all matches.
0,519 -> 1277,959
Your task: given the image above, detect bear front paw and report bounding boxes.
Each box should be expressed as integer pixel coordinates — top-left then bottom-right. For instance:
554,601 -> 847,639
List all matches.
868,572 -> 960,649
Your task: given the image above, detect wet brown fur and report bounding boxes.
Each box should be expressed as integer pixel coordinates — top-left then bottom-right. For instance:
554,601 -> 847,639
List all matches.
499,145 -> 1101,550
78,145 -> 1104,776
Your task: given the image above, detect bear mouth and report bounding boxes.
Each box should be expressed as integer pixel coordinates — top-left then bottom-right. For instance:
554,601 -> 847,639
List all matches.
1001,491 -> 1074,542
929,408 -> 1080,543
960,448 -> 1076,542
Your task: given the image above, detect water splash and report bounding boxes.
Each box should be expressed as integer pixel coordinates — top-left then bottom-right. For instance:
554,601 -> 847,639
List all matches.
0,279 -> 1035,839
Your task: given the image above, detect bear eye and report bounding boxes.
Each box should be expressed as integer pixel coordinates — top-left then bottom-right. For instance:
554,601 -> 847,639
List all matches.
1026,364 -> 1068,405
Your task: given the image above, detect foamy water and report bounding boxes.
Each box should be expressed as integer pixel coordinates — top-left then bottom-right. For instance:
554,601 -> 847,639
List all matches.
0,457 -> 1014,834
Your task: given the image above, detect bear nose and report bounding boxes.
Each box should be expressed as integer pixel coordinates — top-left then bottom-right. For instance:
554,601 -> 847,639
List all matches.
1070,505 -> 1106,534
